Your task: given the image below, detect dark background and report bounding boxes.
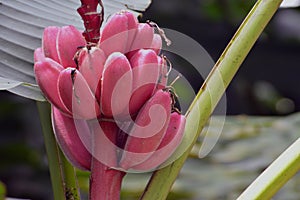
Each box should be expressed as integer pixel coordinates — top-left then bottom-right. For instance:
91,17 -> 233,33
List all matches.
142,0 -> 300,115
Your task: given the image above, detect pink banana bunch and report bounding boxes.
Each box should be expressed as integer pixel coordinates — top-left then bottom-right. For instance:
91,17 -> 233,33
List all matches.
34,13 -> 163,120
34,8 -> 186,199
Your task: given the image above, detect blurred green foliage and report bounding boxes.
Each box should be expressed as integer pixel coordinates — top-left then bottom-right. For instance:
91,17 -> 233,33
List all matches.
0,181 -> 6,200
201,0 -> 256,22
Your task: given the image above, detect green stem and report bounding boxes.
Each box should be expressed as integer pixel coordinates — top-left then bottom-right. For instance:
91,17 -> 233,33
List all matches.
60,150 -> 81,200
37,102 -> 65,200
37,102 -> 81,200
237,137 -> 300,200
140,0 -> 283,199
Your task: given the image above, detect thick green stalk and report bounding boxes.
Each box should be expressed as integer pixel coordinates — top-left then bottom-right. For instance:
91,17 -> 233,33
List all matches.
60,150 -> 81,200
37,102 -> 80,200
237,137 -> 300,200
37,102 -> 65,200
140,0 -> 283,199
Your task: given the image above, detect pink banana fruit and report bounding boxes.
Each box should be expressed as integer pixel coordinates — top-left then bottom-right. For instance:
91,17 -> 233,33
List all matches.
42,26 -> 85,68
42,26 -> 60,63
34,59 -> 71,115
58,68 -> 100,119
124,11 -> 138,53
126,23 -> 154,58
150,33 -> 162,55
129,49 -> 160,115
100,52 -> 132,117
34,47 -> 45,62
119,89 -> 172,170
132,112 -> 186,171
99,13 -> 128,56
52,106 -> 91,170
77,47 -> 106,99
57,25 -> 86,68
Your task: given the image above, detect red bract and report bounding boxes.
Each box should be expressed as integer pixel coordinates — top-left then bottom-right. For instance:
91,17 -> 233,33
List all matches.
77,0 -> 102,43
34,11 -> 186,172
